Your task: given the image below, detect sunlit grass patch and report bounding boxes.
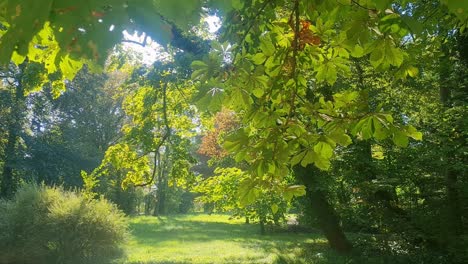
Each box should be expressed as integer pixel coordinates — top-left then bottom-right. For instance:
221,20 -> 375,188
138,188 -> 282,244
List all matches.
124,214 -> 325,264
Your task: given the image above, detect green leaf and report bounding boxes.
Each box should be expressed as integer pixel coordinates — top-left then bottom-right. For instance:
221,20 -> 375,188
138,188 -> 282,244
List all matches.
191,60 -> 208,69
351,44 -> 365,58
407,66 -> 419,77
300,150 -> 315,167
372,116 -> 390,140
300,150 -> 331,170
284,185 -> 306,201
0,0 -> 54,64
372,151 -> 385,160
127,2 -> 173,46
313,154 -> 331,170
252,53 -> 267,65
256,160 -> 266,177
406,125 -> 423,140
401,15 -> 424,35
259,34 -> 276,56
223,130 -> 249,153
59,55 -> 84,80
369,39 -> 404,69
393,130 -> 409,147
252,88 -> 264,98
238,181 -> 257,207
314,141 -> 333,159
153,0 -> 202,30
210,0 -> 244,13
291,151 -> 306,166
374,0 -> 392,10
352,117 -> 373,139
442,0 -> 468,22
371,144 -> 385,160
388,45 -> 404,67
271,204 -> 279,214
264,56 -> 281,77
328,131 -> 352,146
316,63 -> 338,85
231,0 -> 244,10
370,48 -> 384,68
11,52 -> 26,65
196,85 -> 225,112
191,60 -> 209,80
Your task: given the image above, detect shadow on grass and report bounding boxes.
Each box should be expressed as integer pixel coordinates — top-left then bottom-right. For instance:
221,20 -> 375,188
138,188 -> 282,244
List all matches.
126,216 -> 460,264
267,236 -> 456,264
128,215 -> 437,264
129,218 -> 257,245
126,214 -> 327,263
129,216 -> 326,245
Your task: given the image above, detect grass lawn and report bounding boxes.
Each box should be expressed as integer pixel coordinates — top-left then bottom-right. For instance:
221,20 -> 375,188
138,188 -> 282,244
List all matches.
123,213 -> 330,264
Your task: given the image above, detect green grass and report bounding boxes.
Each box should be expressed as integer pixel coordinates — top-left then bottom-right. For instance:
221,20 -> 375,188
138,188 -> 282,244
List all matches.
123,214 -> 328,264
122,214 -> 461,264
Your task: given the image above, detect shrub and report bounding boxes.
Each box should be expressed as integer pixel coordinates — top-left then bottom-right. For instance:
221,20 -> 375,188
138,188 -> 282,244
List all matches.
0,183 -> 128,264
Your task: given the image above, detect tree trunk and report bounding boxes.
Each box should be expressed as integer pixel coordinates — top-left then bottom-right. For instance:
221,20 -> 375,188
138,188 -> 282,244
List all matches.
145,194 -> 151,215
273,213 -> 280,226
295,165 -> 353,253
439,44 -> 463,241
153,175 -> 163,216
153,150 -> 168,216
157,176 -> 167,215
0,131 -> 16,197
444,169 -> 462,237
259,217 -> 266,235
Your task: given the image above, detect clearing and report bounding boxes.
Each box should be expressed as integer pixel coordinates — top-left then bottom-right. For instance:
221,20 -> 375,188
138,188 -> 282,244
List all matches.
124,214 -> 331,264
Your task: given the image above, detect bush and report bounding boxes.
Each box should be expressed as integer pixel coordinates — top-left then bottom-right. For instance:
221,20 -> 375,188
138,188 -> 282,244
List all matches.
0,183 -> 128,264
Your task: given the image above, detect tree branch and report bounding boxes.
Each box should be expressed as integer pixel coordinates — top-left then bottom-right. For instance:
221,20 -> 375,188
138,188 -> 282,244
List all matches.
287,0 -> 300,122
134,81 -> 171,187
121,39 -> 147,47
351,0 -> 377,12
233,0 -> 273,59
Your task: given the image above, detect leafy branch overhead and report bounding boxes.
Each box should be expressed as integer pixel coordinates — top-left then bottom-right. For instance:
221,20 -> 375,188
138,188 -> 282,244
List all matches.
1,0 -> 460,200
0,0 -> 466,82
0,0 -> 209,93
190,0 -> 438,182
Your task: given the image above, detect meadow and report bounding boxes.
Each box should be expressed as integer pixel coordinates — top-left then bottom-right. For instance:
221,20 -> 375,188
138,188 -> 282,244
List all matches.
124,214 -> 330,264
123,213 -> 456,264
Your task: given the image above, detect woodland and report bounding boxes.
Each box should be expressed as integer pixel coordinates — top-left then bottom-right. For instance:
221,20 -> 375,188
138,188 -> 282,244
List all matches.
0,0 -> 467,263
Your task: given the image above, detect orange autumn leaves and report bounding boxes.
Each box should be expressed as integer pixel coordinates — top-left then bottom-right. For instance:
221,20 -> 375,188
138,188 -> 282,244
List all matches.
198,110 -> 239,159
298,20 -> 321,49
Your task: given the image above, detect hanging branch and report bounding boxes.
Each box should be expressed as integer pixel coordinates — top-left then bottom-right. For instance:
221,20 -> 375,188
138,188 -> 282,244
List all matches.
232,0 -> 273,60
350,0 -> 377,12
239,0 -> 273,44
273,0 -> 300,162
287,0 -> 300,122
121,39 -> 147,47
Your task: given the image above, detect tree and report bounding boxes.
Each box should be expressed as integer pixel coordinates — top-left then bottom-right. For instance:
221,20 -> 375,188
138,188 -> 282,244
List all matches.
0,61 -> 45,197
198,109 -> 239,160
25,67 -> 125,187
0,61 -> 126,197
186,0 -> 459,252
86,59 -> 199,215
